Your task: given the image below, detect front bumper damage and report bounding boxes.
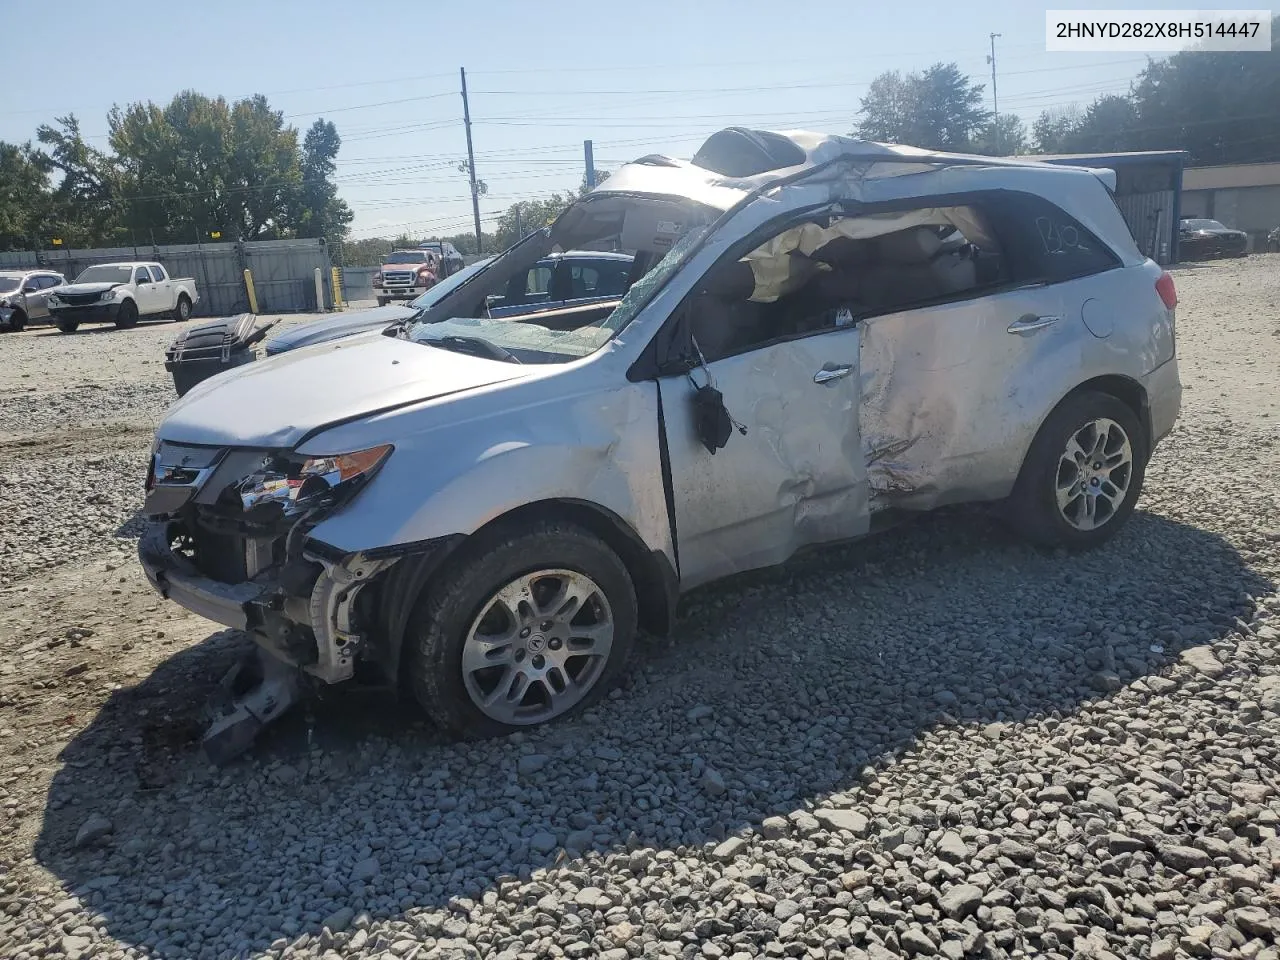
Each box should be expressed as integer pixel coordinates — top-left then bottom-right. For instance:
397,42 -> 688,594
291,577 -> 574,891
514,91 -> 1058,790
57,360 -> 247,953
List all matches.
137,444 -> 405,761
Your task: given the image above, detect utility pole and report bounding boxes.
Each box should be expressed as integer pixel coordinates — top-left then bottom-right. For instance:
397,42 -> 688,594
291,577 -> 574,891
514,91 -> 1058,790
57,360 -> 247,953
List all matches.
584,140 -> 596,190
460,67 -> 483,254
987,32 -> 1002,154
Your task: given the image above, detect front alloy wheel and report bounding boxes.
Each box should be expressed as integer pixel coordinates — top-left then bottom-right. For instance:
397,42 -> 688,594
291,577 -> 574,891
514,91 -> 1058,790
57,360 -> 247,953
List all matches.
406,520 -> 636,738
1054,418 -> 1134,532
462,569 -> 615,725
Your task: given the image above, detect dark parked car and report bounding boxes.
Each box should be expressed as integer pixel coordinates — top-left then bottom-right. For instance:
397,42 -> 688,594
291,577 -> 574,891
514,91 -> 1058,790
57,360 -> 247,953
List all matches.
1266,226 -> 1280,252
1179,218 -> 1248,260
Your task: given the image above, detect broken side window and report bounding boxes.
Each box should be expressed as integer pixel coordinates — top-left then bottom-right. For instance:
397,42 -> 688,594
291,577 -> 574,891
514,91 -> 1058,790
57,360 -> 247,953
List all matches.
686,206 -> 1012,363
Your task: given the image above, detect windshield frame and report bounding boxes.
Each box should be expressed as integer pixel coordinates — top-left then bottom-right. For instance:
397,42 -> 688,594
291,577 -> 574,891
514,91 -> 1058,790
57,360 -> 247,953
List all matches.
75,265 -> 133,284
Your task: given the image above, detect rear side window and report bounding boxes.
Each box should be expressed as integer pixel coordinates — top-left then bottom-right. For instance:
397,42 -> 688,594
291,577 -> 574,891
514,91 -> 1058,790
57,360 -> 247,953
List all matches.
984,193 -> 1120,284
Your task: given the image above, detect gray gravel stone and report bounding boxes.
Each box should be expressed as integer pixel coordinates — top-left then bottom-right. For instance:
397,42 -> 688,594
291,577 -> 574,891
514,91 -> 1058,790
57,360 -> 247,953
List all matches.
1180,647 -> 1225,678
711,837 -> 747,861
73,814 -> 112,848
813,807 -> 869,836
939,884 -> 984,920
516,754 -> 550,775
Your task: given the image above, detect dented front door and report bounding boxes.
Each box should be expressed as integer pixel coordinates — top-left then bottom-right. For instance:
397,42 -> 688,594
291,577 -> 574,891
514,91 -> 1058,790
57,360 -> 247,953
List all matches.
659,329 -> 869,590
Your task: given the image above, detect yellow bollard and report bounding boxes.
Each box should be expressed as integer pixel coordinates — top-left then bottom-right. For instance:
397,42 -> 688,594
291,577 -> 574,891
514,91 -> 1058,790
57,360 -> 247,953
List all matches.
243,268 -> 259,314
330,267 -> 345,310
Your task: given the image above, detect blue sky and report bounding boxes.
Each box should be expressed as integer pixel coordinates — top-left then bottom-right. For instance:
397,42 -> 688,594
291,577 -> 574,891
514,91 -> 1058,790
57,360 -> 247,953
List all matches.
1,0 -> 1251,237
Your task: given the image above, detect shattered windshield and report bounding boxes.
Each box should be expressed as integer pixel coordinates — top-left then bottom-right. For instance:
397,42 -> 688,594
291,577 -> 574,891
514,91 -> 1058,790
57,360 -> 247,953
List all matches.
407,223 -> 711,364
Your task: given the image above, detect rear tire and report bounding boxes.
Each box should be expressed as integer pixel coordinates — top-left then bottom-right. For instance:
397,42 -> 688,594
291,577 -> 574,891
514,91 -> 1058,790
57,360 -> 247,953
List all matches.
56,317 -> 79,333
405,520 -> 637,739
1008,390 -> 1147,550
114,299 -> 138,329
173,295 -> 192,322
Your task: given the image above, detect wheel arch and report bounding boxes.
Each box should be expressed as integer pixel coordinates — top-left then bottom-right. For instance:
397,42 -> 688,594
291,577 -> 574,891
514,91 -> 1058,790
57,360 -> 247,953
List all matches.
364,496 -> 678,685
1012,373 -> 1151,492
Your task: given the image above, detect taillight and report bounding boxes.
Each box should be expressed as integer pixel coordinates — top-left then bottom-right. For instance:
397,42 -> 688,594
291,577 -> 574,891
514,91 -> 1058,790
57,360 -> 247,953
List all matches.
1155,271 -> 1177,309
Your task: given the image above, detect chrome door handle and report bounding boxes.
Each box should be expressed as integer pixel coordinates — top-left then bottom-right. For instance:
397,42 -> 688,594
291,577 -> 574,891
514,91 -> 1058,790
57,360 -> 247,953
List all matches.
1007,314 -> 1060,334
814,364 -> 853,384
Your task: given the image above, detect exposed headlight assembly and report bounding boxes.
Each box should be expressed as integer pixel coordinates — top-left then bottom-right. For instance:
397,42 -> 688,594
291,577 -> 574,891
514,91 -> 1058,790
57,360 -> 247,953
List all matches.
238,444 -> 393,518
100,288 -> 119,301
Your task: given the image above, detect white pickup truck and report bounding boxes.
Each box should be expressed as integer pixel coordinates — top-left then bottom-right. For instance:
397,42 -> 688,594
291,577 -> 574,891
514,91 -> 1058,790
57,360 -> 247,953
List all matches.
48,261 -> 200,333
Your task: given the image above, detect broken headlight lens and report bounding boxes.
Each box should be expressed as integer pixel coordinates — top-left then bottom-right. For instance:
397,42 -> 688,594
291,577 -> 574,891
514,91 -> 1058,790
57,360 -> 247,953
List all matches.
239,444 -> 393,516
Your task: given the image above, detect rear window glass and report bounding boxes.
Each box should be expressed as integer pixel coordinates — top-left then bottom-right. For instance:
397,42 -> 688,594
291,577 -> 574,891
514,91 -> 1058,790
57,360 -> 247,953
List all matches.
984,193 -> 1119,284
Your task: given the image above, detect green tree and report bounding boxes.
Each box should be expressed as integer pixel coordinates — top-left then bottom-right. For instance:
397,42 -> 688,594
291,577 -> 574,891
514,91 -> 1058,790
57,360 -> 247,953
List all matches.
856,62 -> 989,151
1030,105 -> 1085,154
295,119 -> 353,240
35,114 -> 119,245
970,114 -> 1029,156
108,91 -> 306,242
0,141 -> 54,250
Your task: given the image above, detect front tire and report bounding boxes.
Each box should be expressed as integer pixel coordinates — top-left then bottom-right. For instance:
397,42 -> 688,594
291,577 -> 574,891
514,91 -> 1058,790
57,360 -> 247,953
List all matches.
56,317 -> 79,333
405,520 -> 637,738
1008,391 -> 1147,549
7,310 -> 25,331
114,299 -> 138,329
377,296 -> 388,307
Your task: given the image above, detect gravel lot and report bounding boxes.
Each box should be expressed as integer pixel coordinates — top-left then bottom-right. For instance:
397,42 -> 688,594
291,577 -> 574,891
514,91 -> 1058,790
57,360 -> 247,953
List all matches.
2,265 -> 1280,960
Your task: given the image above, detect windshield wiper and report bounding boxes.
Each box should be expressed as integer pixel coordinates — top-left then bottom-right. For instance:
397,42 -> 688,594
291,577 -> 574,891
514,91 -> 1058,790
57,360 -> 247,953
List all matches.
426,334 -> 522,364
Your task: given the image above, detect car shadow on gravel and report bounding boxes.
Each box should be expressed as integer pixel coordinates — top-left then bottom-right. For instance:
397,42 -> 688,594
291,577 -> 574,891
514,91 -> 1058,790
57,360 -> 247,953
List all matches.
32,507 -> 1271,959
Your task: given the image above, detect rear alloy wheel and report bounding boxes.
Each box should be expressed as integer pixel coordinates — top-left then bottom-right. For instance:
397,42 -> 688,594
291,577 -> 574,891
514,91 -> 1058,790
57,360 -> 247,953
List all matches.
114,299 -> 138,329
1054,418 -> 1134,533
1009,391 -> 1147,549
406,521 -> 636,738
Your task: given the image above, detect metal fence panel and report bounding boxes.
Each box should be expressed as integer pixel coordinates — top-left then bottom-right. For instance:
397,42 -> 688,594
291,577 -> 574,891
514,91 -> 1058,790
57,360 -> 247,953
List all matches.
0,239 -> 333,316
1116,190 -> 1175,265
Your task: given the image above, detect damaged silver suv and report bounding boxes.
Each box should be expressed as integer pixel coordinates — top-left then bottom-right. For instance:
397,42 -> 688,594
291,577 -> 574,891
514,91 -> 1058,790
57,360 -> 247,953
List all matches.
139,127 -> 1181,757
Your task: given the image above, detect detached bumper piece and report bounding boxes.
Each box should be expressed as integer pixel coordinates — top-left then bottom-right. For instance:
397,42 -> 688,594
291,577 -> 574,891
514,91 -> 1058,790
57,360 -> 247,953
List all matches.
203,648 -> 305,765
164,313 -> 276,397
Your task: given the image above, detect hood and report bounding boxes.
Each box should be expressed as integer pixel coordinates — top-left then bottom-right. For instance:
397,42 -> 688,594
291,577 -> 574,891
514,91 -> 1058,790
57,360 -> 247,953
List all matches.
264,303 -> 417,354
160,332 -> 527,448
54,282 -> 123,295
